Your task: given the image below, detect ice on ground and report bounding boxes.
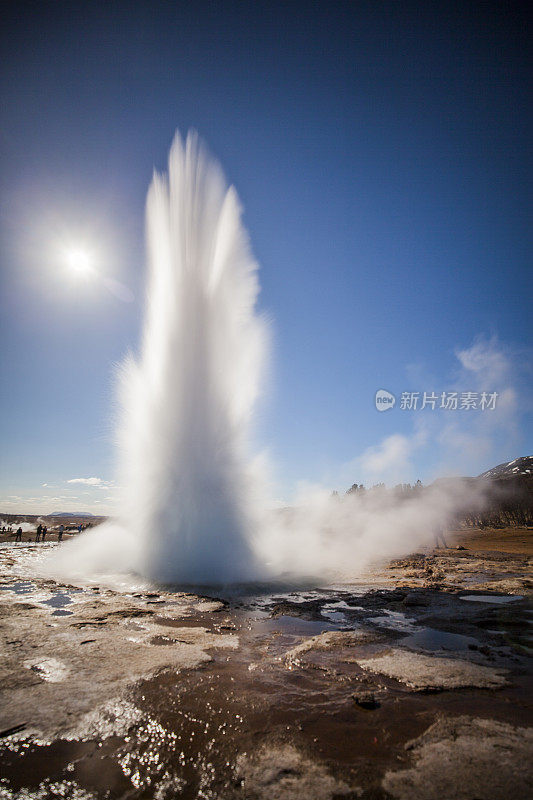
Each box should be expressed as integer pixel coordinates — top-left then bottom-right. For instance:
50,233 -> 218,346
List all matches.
383,716 -> 533,800
356,650 -> 508,690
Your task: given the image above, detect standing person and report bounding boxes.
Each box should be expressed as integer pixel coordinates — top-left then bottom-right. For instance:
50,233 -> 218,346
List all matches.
41,525 -> 47,542
35,524 -> 42,543
15,526 -> 23,542
78,523 -> 82,533
58,524 -> 64,542
434,524 -> 448,549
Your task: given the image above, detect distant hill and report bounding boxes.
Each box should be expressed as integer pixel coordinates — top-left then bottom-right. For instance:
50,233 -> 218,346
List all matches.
50,511 -> 95,518
339,455 -> 533,528
478,456 -> 533,480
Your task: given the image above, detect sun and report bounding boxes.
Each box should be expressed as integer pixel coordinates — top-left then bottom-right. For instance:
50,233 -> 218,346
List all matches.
63,246 -> 95,276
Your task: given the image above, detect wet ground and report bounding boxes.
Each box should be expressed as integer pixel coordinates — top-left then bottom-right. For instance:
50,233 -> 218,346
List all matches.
0,529 -> 531,799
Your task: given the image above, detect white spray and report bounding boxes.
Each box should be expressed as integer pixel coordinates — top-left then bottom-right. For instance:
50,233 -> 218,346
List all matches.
118,131 -> 268,583
44,131 -> 493,588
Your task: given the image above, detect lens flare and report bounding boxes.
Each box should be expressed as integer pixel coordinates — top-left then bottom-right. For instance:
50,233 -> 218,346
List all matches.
64,247 -> 94,275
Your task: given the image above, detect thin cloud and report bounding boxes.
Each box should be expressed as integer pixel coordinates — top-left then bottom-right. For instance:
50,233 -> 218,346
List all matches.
357,430 -> 426,485
67,477 -> 112,487
330,335 -> 523,490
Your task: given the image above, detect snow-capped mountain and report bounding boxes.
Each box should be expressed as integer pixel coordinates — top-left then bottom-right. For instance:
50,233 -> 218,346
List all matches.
478,456 -> 533,479
50,511 -> 95,518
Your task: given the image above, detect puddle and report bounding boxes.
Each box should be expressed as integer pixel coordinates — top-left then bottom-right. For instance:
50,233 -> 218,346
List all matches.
43,593 -> 73,609
0,581 -> 35,594
459,595 -> 524,604
24,658 -> 69,683
250,588 -> 365,610
325,599 -> 363,610
123,620 -> 149,631
371,610 -> 418,633
321,609 -> 348,623
260,615 -> 336,636
0,584 -> 85,616
150,634 -> 176,646
400,627 -> 480,652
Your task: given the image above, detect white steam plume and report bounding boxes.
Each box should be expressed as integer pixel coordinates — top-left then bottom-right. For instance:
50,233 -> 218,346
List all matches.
47,131 -> 269,585
41,137 -> 519,588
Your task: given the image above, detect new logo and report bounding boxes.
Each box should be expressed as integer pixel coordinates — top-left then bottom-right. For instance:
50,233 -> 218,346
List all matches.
375,389 -> 396,411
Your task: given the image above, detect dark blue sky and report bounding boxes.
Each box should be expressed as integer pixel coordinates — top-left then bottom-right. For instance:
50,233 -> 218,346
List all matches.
1,1 -> 531,512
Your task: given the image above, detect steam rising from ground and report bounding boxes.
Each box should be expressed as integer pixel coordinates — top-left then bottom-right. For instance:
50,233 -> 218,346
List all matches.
44,132 -> 499,587
259,479 -> 488,579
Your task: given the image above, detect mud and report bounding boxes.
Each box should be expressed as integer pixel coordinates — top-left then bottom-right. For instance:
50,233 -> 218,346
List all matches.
0,528 -> 531,799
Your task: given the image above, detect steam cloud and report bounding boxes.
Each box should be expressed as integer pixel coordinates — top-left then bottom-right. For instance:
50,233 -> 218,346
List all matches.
43,133 -> 518,588
48,131 -> 268,585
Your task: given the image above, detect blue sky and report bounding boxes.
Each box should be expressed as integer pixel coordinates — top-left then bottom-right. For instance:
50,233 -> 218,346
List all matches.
1,1 -> 531,514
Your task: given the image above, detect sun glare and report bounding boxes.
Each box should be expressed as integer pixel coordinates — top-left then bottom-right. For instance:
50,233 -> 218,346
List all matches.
64,246 -> 95,276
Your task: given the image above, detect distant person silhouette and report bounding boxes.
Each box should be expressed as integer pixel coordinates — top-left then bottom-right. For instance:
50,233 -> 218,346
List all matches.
58,524 -> 64,542
35,524 -> 42,542
41,526 -> 47,542
434,525 -> 448,548
15,527 -> 22,542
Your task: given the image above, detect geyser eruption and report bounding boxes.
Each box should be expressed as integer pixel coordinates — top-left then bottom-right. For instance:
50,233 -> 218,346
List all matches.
117,132 -> 267,584
47,131 -> 268,586
44,132 -> 493,589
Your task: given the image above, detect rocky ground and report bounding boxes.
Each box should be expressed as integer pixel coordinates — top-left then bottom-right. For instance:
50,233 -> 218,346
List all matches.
0,528 -> 531,799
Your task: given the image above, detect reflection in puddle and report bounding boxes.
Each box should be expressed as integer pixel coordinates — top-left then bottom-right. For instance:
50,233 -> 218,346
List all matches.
459,595 -> 523,604
150,634 -> 175,646
0,581 -> 35,594
372,610 -> 418,633
43,593 -> 73,609
1,582 -> 84,616
321,609 -> 348,624
320,600 -> 363,625
25,657 -> 69,683
260,615 -> 335,636
401,627 -> 479,652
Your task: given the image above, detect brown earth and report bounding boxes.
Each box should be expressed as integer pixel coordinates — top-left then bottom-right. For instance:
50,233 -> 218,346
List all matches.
449,526 -> 533,555
0,528 -> 531,799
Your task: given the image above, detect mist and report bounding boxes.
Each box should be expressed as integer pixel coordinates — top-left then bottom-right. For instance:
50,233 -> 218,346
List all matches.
43,132 -> 499,588
257,478 -> 489,581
